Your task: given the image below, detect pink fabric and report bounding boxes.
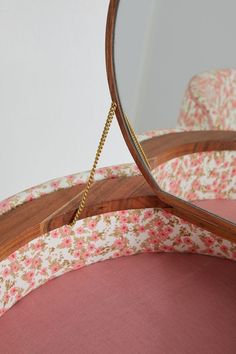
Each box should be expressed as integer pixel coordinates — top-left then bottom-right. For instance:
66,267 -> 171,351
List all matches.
0,253 -> 235,354
178,68 -> 236,130
193,199 -> 236,223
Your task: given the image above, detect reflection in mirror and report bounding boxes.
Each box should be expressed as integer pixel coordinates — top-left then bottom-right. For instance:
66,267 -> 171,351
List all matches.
114,0 -> 236,224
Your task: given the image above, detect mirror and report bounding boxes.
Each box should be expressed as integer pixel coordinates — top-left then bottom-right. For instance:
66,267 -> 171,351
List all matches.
106,0 -> 236,234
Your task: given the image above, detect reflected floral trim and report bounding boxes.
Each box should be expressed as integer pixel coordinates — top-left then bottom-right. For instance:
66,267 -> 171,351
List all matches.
178,68 -> 236,130
153,151 -> 236,200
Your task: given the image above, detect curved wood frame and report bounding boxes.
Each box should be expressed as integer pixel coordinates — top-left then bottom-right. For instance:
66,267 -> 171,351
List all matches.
141,130 -> 236,168
1,130 -> 236,260
0,168 -> 235,262
0,174 -> 167,261
105,0 -> 236,239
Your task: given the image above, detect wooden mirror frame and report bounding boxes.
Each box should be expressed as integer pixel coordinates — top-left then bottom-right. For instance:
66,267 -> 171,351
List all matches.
105,0 -> 236,241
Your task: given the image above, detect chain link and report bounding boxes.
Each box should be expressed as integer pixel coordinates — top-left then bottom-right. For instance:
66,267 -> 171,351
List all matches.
69,102 -> 150,227
69,102 -> 117,227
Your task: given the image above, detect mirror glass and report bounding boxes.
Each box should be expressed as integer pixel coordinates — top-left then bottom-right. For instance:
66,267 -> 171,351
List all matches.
114,0 -> 236,224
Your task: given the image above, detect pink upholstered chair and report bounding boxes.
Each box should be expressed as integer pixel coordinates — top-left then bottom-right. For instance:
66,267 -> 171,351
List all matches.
0,70 -> 235,353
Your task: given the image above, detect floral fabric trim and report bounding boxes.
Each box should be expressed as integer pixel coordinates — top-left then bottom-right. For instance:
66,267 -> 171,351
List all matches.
178,68 -> 236,130
1,69 -> 236,319
0,208 -> 235,318
0,163 -> 140,216
153,151 -> 236,201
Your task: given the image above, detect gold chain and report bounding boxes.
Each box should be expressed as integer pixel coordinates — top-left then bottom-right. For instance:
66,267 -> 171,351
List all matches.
124,115 -> 151,169
69,103 -> 150,226
69,102 -> 117,227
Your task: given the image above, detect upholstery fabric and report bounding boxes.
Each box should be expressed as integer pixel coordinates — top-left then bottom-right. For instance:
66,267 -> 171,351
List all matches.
144,69 -> 236,201
152,150 -> 236,201
178,68 -> 236,130
193,199 -> 236,223
0,206 -> 236,318
0,163 -> 140,216
0,253 -> 235,354
0,69 -> 236,319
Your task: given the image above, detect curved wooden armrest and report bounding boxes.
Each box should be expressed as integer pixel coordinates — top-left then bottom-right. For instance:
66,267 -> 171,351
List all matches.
0,175 -> 167,261
1,130 -> 236,261
140,130 -> 236,168
0,171 -> 236,262
139,130 -> 236,244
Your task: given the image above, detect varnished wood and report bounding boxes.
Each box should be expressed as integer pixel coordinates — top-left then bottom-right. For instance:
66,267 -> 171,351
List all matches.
0,175 -> 166,261
1,168 -> 236,262
141,130 -> 236,168
105,0 -> 150,174
0,184 -> 84,260
105,0 -> 236,240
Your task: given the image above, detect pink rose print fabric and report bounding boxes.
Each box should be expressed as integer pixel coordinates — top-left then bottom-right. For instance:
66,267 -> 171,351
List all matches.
0,69 -> 236,318
178,68 -> 236,130
140,68 -> 236,202
0,208 -> 235,318
153,151 -> 236,201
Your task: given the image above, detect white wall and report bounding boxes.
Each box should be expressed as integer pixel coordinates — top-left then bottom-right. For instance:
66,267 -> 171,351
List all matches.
0,0 -> 132,200
116,0 -> 236,133
3,0 -> 235,200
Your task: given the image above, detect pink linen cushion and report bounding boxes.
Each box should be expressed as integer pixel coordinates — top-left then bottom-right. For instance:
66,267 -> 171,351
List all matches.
193,199 -> 236,223
0,253 -> 235,354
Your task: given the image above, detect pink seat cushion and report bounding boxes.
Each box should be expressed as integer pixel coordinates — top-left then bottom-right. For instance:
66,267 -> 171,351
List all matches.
0,253 -> 235,354
193,199 -> 236,223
